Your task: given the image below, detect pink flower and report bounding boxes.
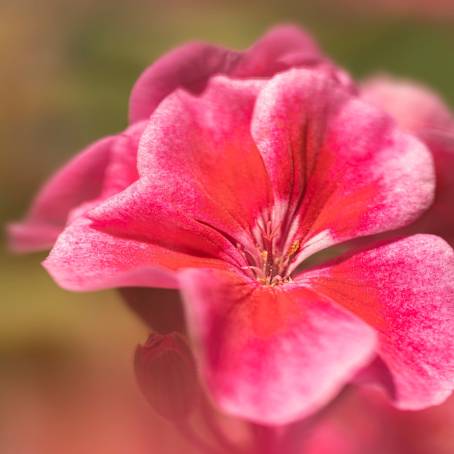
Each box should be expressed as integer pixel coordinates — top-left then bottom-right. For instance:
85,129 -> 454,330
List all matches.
361,76 -> 454,244
43,68 -> 454,425
9,25 -> 343,254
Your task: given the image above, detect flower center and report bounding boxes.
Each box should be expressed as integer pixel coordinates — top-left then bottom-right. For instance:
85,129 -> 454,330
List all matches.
237,219 -> 300,286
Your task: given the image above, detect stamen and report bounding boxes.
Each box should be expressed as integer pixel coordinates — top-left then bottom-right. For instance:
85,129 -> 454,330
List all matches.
288,240 -> 300,257
237,216 -> 301,286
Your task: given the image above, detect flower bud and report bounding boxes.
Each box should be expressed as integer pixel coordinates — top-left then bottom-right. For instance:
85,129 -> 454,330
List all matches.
135,332 -> 199,422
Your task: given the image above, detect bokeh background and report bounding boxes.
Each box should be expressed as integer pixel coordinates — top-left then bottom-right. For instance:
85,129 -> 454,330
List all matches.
1,1 -> 454,453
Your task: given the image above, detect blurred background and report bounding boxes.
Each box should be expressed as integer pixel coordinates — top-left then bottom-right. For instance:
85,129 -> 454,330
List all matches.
1,1 -> 454,453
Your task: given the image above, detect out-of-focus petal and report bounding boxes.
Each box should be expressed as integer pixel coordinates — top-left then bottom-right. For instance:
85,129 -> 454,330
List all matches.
66,122 -> 147,224
232,24 -> 323,77
362,76 -> 454,242
9,121 -> 147,253
128,24 -> 332,124
101,121 -> 147,197
8,136 -> 115,252
129,42 -> 241,124
361,76 -> 454,138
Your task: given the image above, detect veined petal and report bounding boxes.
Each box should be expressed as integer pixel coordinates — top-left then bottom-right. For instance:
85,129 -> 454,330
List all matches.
87,176 -> 248,269
44,174 -> 247,291
302,234 -> 454,410
252,69 -> 435,262
43,217 -> 229,291
137,76 -> 272,243
179,268 -> 376,425
44,78 -> 278,292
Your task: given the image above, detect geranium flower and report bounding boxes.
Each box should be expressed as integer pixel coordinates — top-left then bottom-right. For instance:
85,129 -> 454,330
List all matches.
9,25 -> 343,254
361,76 -> 454,244
42,68 -> 454,425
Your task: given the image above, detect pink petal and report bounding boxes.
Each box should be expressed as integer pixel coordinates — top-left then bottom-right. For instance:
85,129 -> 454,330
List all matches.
43,216 -> 229,291
8,136 -> 115,252
136,76 -> 271,244
232,24 -> 323,77
45,80 -> 272,292
128,42 -> 241,124
101,121 -> 146,197
67,121 -> 147,224
303,234 -> 454,410
128,25 -> 329,124
252,69 -> 435,261
179,269 -> 376,425
9,121 -> 147,254
361,76 -> 454,139
362,76 -> 454,242
89,176 -> 246,267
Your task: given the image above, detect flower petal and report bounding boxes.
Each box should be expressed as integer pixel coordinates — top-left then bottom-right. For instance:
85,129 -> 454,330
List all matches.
45,94 -> 269,290
361,76 -> 454,141
136,76 -> 272,244
232,24 -> 323,77
128,25 -> 329,124
129,42 -> 241,124
302,234 -> 454,410
8,136 -> 115,252
101,121 -> 146,198
9,122 -> 147,254
43,216 -> 229,291
179,269 -> 376,425
252,69 -> 435,262
362,76 -> 454,242
66,122 -> 147,224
